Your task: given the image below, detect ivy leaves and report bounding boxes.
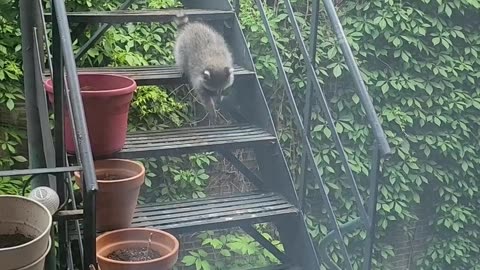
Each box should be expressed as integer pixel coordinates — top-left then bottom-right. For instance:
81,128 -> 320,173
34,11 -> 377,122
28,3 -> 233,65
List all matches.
240,0 -> 479,269
0,0 -> 27,172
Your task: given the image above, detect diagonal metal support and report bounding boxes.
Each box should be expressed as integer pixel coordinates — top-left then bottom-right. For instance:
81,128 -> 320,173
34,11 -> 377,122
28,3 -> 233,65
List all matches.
219,150 -> 264,189
75,0 -> 136,61
319,218 -> 362,270
254,1 -> 354,268
241,225 -> 289,264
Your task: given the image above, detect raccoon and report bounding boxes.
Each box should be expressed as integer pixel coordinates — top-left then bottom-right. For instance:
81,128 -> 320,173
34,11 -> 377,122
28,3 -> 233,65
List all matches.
174,13 -> 234,124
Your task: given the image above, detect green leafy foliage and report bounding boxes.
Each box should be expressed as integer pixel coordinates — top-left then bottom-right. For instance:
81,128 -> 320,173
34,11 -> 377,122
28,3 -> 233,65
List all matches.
1,0 -> 479,269
239,0 -> 479,269
0,0 -> 27,173
179,226 -> 282,270
129,85 -> 187,130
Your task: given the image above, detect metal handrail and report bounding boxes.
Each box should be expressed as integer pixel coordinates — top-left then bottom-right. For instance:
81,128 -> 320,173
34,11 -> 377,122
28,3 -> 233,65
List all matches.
322,0 -> 391,158
255,1 -> 355,268
51,0 -> 98,268
251,1 -> 391,269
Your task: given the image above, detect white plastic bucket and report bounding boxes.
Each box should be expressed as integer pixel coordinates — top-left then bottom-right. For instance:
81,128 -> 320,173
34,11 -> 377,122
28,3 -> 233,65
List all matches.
0,195 -> 53,270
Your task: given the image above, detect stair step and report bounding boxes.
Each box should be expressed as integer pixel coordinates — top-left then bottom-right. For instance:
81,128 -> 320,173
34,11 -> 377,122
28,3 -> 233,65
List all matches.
132,192 -> 298,233
45,8 -> 233,23
43,65 -> 254,86
113,124 -> 276,159
63,192 -> 298,235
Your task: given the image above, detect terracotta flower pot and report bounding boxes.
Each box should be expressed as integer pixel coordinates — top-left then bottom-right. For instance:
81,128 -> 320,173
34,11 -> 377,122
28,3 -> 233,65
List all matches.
44,73 -> 137,158
75,159 -> 145,232
96,228 -> 179,270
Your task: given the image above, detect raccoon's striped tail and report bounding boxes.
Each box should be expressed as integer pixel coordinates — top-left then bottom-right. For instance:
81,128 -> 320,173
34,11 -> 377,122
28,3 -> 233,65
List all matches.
175,11 -> 189,29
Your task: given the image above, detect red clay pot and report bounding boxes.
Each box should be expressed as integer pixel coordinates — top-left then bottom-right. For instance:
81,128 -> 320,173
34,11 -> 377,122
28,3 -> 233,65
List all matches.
96,228 -> 179,270
44,73 -> 137,157
74,159 -> 145,232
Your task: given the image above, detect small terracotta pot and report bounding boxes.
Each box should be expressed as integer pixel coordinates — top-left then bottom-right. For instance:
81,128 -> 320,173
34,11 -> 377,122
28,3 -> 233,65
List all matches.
96,228 -> 179,270
75,159 -> 145,232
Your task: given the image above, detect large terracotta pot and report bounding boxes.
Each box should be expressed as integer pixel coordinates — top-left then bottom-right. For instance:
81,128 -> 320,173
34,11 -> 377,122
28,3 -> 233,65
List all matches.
44,73 -> 137,158
96,228 -> 179,270
75,159 -> 145,232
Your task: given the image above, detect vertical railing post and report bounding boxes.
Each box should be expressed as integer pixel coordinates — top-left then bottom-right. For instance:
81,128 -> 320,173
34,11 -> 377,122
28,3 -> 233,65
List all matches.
234,0 -> 240,16
51,3 -> 68,269
19,0 -> 50,187
299,0 -> 320,211
363,144 -> 381,270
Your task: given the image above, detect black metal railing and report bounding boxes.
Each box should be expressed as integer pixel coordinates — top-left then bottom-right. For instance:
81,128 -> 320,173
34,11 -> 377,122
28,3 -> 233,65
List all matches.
252,0 -> 391,269
50,0 -> 99,267
16,0 -> 98,268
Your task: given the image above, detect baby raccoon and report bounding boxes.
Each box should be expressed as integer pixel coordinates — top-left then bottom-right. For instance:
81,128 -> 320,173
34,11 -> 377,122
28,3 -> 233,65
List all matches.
174,13 -> 234,124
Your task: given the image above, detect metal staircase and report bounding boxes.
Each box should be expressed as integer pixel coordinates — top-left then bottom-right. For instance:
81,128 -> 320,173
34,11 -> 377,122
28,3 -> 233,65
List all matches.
8,0 -> 391,269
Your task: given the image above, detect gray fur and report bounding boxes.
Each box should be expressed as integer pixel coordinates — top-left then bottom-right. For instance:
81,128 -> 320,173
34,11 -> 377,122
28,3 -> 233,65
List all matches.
174,13 -> 234,124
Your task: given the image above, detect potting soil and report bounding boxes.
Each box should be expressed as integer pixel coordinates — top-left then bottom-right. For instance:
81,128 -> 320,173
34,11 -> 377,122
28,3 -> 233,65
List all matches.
107,247 -> 161,261
0,233 -> 34,248
96,173 -> 123,180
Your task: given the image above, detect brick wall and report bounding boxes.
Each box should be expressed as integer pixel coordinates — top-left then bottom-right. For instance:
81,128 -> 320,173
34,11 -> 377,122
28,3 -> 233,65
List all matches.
384,201 -> 435,270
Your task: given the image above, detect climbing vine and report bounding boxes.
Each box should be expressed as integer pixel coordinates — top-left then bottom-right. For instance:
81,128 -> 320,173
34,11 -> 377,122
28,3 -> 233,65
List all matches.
239,0 -> 480,269
0,0 -> 28,195
0,0 -> 479,269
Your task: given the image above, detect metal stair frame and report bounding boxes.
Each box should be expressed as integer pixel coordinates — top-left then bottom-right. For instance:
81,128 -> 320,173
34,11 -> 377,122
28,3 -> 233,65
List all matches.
12,0 -> 393,268
251,0 -> 392,269
18,0 -> 100,269
46,1 -> 317,269
183,0 -> 322,269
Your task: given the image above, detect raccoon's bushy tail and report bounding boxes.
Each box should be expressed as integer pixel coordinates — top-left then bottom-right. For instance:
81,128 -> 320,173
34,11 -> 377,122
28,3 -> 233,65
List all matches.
175,11 -> 189,29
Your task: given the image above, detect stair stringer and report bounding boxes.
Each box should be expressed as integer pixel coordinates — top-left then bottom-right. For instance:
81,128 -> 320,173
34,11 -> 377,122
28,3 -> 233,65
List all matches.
182,1 -> 321,269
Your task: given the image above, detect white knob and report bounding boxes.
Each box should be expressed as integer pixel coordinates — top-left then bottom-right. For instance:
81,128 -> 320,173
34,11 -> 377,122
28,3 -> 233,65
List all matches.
28,186 -> 60,215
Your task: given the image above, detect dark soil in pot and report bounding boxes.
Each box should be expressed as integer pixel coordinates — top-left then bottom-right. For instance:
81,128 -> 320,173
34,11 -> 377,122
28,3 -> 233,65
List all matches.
107,247 -> 162,262
0,233 -> 34,248
96,173 -> 124,180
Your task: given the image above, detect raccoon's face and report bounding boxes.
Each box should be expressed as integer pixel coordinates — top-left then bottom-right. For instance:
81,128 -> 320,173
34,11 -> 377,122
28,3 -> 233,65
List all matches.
201,67 -> 234,93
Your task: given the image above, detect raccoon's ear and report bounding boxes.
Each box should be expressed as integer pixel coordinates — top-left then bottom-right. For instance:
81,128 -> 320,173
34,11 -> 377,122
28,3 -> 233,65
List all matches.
202,70 -> 211,80
225,67 -> 234,76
